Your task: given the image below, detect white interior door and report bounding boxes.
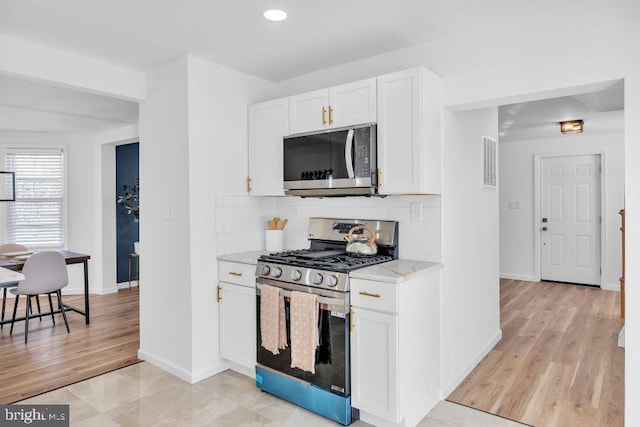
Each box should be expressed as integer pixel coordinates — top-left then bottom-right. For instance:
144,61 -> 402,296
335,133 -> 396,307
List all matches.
540,155 -> 601,285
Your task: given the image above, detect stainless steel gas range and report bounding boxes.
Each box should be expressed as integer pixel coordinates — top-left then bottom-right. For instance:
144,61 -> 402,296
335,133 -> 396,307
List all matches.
255,217 -> 398,426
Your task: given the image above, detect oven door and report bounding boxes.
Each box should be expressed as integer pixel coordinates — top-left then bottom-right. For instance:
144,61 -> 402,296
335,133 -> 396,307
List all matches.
256,278 -> 351,396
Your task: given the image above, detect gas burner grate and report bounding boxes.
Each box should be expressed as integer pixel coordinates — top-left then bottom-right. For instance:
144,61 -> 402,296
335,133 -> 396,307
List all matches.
260,250 -> 392,273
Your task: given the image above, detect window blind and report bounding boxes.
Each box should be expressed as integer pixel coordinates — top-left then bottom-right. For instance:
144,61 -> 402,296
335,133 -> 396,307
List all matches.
5,149 -> 64,248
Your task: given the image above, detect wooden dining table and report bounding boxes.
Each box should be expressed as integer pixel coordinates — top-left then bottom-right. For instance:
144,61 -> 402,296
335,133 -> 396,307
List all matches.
0,250 -> 92,324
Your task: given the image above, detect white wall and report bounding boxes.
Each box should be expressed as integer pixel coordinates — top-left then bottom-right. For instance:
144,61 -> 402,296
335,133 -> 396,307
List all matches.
138,55 -> 275,381
138,56 -> 193,379
625,71 -> 640,427
185,56 -> 275,381
440,107 -> 501,395
500,131 -> 625,288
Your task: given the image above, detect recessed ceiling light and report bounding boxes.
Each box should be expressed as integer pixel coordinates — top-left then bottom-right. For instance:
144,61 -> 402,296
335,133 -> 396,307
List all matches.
263,9 -> 287,22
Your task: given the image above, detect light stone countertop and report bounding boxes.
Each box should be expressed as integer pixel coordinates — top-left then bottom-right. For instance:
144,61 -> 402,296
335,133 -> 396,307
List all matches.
217,250 -> 270,265
350,259 -> 442,284
217,251 -> 442,284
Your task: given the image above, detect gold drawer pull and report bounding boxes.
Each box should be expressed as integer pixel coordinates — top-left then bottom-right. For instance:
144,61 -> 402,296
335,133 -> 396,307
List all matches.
217,285 -> 222,302
359,291 -> 380,298
229,272 -> 243,276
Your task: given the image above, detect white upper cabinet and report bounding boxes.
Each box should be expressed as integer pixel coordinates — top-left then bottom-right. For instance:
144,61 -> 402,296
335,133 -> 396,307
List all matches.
377,67 -> 442,195
248,97 -> 288,196
289,89 -> 329,135
329,78 -> 377,129
289,78 -> 376,135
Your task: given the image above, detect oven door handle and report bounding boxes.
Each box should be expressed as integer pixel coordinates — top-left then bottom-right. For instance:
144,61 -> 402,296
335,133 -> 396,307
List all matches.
345,129 -> 355,179
256,283 -> 345,307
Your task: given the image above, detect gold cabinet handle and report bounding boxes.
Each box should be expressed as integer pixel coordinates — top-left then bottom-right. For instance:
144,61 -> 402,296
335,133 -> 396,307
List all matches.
247,176 -> 252,193
328,105 -> 333,125
322,106 -> 327,125
376,168 -> 382,189
229,272 -> 242,277
359,291 -> 381,298
217,285 -> 222,302
350,308 -> 354,332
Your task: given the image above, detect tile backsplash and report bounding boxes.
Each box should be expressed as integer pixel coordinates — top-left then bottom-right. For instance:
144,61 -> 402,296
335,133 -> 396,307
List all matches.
215,195 -> 441,262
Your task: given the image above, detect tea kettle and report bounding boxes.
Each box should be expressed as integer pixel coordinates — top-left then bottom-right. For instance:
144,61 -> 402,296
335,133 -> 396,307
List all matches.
345,225 -> 378,255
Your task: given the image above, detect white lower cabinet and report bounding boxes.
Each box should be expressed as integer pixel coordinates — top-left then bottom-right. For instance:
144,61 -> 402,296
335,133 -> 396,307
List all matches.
218,262 -> 256,372
350,269 -> 440,427
351,307 -> 399,422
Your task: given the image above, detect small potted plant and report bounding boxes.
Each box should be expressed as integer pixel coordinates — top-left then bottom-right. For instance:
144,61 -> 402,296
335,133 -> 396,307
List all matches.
117,177 -> 139,222
117,178 -> 140,253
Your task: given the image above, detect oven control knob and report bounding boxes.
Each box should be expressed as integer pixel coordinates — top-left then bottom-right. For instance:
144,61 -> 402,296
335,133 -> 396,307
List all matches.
260,265 -> 271,276
312,273 -> 324,285
272,267 -> 282,278
291,270 -> 302,281
327,275 -> 338,287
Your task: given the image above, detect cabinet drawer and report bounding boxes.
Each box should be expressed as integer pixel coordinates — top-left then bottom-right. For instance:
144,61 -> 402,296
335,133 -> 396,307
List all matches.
219,261 -> 256,287
350,278 -> 398,313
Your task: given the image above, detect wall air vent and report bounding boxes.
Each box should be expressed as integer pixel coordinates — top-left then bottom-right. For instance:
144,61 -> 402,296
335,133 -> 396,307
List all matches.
482,136 -> 497,188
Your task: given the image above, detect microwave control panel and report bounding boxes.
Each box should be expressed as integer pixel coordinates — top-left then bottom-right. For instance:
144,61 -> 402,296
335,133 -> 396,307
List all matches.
353,127 -> 373,178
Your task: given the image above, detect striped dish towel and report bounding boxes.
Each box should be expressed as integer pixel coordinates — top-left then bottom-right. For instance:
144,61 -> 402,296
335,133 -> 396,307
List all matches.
260,284 -> 287,354
290,291 -> 319,373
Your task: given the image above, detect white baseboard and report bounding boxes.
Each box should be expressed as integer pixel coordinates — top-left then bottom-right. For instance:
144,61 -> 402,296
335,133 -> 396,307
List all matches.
226,361 -> 255,379
618,325 -> 625,348
138,349 -> 193,383
95,285 -> 119,295
441,329 -> 502,398
601,283 -> 621,292
500,273 -> 537,282
117,282 -> 138,290
191,362 -> 229,384
137,349 -> 228,384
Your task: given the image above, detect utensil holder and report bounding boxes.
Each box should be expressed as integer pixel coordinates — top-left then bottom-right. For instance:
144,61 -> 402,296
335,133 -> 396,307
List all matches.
265,230 -> 284,252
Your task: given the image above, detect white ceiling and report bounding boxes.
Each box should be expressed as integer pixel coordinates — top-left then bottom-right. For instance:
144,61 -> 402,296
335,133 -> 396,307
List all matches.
0,0 -> 624,136
498,80 -> 624,143
0,74 -> 138,133
0,0 -> 577,82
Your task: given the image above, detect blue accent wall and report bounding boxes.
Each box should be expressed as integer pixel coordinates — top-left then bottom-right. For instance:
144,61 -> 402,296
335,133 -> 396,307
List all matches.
116,142 -> 139,283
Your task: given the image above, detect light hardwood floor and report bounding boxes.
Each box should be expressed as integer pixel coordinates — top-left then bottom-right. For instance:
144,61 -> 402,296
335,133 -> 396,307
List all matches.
0,288 -> 140,403
448,279 -> 624,427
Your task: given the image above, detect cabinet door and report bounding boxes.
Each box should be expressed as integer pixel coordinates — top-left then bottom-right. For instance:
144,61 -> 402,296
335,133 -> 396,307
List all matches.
248,98 -> 288,196
351,308 -> 399,422
329,78 -> 377,129
289,89 -> 329,135
219,281 -> 256,370
377,68 -> 423,194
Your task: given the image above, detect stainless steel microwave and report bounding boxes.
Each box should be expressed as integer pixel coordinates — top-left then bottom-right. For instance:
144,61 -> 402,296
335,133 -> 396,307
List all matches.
283,123 -> 377,197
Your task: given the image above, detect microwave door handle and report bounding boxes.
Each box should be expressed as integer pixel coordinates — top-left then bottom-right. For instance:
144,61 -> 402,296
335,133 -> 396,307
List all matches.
345,129 -> 355,179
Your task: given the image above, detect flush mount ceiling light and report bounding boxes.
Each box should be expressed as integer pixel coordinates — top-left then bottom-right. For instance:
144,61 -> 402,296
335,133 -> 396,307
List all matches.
559,119 -> 584,134
263,9 -> 287,22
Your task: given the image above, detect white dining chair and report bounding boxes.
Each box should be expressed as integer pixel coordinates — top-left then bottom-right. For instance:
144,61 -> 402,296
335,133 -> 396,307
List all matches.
9,251 -> 70,344
0,243 -> 44,330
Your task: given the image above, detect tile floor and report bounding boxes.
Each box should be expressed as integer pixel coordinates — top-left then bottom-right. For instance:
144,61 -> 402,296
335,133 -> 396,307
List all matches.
19,362 -> 527,426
